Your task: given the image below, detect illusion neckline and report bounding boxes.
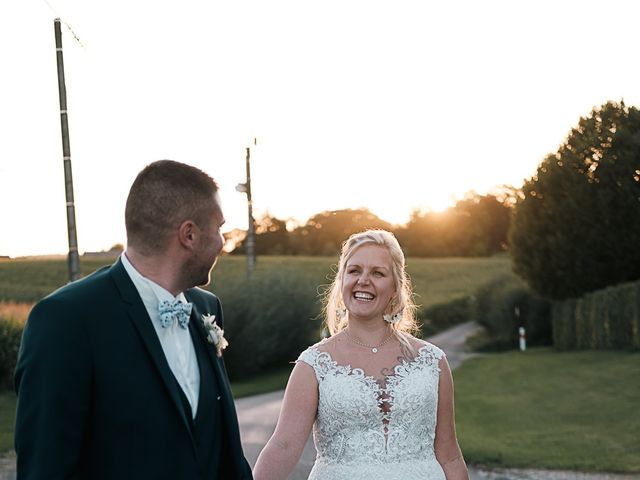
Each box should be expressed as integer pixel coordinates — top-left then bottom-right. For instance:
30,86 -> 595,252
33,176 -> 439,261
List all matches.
310,342 -> 437,389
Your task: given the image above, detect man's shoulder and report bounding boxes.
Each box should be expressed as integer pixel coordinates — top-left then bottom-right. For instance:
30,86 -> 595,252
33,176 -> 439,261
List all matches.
37,263 -> 116,309
184,286 -> 220,307
27,263 -> 118,331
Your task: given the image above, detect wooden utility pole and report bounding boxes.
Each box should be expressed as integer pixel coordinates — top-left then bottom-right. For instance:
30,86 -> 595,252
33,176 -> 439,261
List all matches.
54,18 -> 81,282
236,141 -> 257,277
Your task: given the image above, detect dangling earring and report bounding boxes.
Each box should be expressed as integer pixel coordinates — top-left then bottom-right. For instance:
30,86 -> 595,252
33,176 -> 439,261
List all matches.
383,311 -> 402,324
336,307 -> 347,320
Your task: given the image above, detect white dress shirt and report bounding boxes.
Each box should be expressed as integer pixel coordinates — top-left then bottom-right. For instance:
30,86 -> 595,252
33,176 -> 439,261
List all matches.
121,253 -> 200,418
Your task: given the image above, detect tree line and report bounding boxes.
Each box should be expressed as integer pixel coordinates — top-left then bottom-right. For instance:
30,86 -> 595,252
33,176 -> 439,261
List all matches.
228,191 -> 515,258
230,100 -> 640,307
510,100 -> 640,300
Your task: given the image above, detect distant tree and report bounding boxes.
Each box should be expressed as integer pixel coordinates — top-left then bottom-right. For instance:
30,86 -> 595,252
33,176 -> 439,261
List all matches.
231,215 -> 292,255
509,100 -> 640,300
254,214 -> 291,255
291,209 -> 392,255
397,193 -> 511,257
224,229 -> 247,255
454,193 -> 512,254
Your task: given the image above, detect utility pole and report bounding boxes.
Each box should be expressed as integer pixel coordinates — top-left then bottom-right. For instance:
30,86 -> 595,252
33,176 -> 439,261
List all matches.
54,18 -> 81,282
236,140 -> 257,277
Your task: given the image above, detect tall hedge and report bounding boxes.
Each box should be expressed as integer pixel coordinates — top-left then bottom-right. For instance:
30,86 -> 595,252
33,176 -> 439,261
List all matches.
219,269 -> 323,379
553,280 -> 640,351
0,316 -> 23,389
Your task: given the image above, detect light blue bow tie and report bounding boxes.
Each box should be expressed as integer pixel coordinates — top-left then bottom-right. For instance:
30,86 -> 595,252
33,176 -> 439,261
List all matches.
158,299 -> 192,329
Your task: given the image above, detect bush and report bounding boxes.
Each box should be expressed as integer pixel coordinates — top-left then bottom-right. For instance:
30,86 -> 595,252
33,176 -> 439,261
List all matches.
0,317 -> 23,389
419,296 -> 473,337
0,303 -> 30,389
218,269 -> 323,380
473,276 -> 552,351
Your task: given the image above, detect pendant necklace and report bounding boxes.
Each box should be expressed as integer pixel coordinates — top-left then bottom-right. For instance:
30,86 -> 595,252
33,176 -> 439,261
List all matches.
345,328 -> 394,353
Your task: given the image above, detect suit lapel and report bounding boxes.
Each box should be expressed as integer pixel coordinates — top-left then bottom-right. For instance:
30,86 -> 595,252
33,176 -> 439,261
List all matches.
187,301 -> 231,396
187,295 -> 248,476
109,260 -> 196,446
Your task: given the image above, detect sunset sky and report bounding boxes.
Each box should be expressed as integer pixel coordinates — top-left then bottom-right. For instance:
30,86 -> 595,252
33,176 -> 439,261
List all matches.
2,0 -> 639,258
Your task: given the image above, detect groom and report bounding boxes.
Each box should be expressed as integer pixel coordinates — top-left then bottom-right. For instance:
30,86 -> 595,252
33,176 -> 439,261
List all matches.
14,160 -> 253,479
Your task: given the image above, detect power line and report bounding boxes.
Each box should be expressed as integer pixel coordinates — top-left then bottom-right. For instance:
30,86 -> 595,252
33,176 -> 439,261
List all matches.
41,0 -> 85,49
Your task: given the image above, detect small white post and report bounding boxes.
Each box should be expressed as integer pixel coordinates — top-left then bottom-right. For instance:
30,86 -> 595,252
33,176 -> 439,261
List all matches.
519,326 -> 526,352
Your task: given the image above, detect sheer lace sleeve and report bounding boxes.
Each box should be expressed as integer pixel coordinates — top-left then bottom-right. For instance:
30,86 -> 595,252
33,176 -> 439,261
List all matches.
296,346 -> 320,376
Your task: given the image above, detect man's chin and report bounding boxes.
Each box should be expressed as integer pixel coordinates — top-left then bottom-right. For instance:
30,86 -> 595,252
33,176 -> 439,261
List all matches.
195,274 -> 212,288
196,268 -> 214,288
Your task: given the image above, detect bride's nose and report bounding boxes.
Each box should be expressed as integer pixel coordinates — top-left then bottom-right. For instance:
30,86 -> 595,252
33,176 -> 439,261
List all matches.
357,274 -> 370,285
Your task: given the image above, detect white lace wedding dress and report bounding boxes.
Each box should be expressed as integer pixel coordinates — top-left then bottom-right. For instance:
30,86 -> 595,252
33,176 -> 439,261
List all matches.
297,340 -> 446,480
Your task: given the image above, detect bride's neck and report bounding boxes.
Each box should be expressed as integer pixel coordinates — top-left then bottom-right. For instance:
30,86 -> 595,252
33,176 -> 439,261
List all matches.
346,319 -> 392,343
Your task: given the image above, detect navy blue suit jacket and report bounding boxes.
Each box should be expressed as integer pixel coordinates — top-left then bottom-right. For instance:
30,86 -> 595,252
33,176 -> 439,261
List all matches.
14,259 -> 252,479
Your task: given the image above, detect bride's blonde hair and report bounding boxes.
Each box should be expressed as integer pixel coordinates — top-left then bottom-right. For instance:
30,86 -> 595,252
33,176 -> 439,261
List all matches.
322,229 -> 419,336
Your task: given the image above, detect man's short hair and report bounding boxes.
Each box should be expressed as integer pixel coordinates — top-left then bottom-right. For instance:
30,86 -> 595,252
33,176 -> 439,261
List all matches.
125,160 -> 219,254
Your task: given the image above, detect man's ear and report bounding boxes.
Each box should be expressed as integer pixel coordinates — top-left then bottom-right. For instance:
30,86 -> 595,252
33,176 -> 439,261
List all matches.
178,220 -> 198,249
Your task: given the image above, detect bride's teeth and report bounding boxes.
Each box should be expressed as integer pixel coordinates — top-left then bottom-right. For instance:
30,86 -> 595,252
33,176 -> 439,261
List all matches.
354,292 -> 374,300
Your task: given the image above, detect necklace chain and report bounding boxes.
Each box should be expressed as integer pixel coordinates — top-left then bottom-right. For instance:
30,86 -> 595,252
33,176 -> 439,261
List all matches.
345,328 -> 394,353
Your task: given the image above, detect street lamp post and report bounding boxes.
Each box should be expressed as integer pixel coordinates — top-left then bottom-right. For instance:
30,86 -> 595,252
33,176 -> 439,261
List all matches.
236,142 -> 256,277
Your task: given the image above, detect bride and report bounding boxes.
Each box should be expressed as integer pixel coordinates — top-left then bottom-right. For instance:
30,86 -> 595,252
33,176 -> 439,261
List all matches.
253,229 -> 469,480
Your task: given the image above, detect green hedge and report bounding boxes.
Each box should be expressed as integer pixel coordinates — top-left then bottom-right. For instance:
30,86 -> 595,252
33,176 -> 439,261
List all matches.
218,268 -> 323,380
419,296 -> 473,337
0,255 -> 515,381
0,317 -> 23,389
553,280 -> 640,351
472,276 -> 552,351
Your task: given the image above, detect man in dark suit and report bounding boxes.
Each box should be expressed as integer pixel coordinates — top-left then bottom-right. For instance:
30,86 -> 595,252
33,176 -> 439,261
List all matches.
14,160 -> 253,479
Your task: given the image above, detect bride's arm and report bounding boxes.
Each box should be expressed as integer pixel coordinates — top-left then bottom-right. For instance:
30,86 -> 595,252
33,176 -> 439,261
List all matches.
434,355 -> 469,480
253,361 -> 318,480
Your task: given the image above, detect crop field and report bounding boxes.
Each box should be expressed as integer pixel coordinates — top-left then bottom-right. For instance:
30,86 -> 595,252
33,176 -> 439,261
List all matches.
0,254 -> 514,314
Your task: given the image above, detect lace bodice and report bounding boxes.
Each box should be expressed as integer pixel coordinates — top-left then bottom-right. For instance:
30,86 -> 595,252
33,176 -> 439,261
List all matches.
297,341 -> 446,480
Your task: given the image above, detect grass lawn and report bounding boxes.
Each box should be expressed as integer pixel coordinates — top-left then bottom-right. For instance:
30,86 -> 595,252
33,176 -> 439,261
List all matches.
454,348 -> 640,473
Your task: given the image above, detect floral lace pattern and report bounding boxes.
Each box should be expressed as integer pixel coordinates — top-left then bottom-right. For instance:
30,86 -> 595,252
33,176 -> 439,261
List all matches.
297,342 -> 446,480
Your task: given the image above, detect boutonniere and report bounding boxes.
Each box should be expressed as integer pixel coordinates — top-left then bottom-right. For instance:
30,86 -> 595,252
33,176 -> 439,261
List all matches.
202,314 -> 228,357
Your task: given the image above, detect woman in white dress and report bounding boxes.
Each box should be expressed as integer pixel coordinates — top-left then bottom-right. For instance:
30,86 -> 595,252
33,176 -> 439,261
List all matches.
253,230 -> 469,480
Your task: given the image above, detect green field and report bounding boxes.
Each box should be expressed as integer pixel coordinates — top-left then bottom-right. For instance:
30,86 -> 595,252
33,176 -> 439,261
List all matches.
455,348 -> 640,473
0,254 -> 516,455
0,254 -> 514,310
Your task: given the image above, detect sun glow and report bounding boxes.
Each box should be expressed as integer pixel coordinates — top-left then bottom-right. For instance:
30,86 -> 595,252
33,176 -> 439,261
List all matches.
2,1 -> 640,257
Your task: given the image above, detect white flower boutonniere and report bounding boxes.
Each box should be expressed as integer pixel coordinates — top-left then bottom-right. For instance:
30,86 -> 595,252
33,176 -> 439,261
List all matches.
202,314 -> 228,357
